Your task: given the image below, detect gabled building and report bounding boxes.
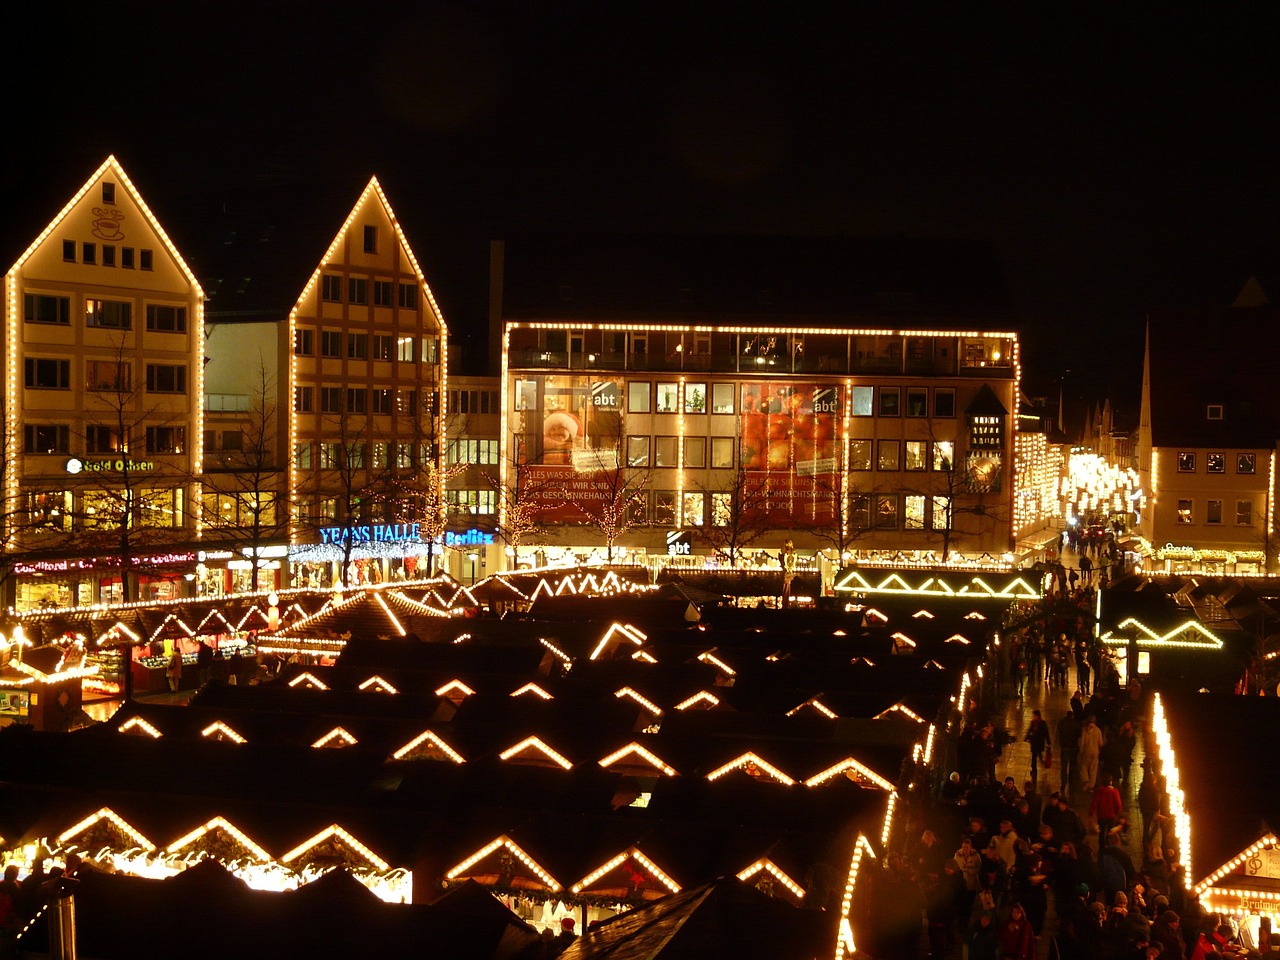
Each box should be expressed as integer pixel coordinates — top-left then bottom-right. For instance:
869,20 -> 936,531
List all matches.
3,156 -> 204,607
286,179 -> 448,587
1138,299 -> 1279,573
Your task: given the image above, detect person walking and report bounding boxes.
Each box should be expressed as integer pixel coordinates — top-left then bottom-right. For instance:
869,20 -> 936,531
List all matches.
1024,710 -> 1052,784
165,646 -> 183,693
1057,709 -> 1081,800
1078,714 -> 1104,793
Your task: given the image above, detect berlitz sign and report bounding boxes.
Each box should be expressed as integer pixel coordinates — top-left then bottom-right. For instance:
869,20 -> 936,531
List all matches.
65,457 -> 156,474
318,523 -> 422,545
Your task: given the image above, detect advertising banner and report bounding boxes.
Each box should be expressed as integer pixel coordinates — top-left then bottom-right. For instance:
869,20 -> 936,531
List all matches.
740,383 -> 841,525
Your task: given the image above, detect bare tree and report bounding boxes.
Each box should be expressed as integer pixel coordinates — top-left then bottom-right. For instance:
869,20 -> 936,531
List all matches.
567,445 -> 652,564
694,463 -> 776,564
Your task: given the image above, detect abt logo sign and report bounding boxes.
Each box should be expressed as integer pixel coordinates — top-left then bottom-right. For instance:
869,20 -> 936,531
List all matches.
666,531 -> 692,556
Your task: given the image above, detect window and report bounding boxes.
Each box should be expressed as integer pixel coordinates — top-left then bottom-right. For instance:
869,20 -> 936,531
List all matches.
320,443 -> 341,469
374,281 -> 393,307
395,444 -> 413,468
711,437 -> 735,468
25,358 -> 71,389
372,388 -> 393,414
363,225 -> 377,253
86,360 -> 131,392
82,242 -> 96,265
904,495 -> 926,530
1238,500 -> 1254,525
934,389 -> 956,418
86,424 -> 121,453
146,364 -> 187,393
877,440 -> 899,471
347,334 -> 368,359
396,337 -> 415,362
138,488 -> 183,528
1207,404 -> 1223,420
348,278 -> 368,305
28,491 -> 70,531
878,387 -> 900,417
321,330 -> 342,358
85,299 -> 131,328
121,247 -> 135,269
628,382 -> 651,413
102,245 -> 116,267
145,304 -> 187,332
1176,499 -> 1193,524
684,383 -> 707,413
931,496 -> 951,531
1238,454 -> 1257,475
397,389 -> 417,415
850,496 -> 871,529
1206,453 -> 1225,474
852,386 -> 873,417
933,441 -> 954,471
24,294 -> 70,325
656,383 -> 680,413
345,443 -> 365,468
372,334 -> 394,360
1177,452 -> 1196,472
294,386 -> 314,412
63,240 -> 76,261
876,495 -> 898,529
1207,500 -> 1223,524
654,492 -> 677,526
712,492 -> 733,525
447,439 -> 499,464
711,382 -> 735,414
294,329 -> 314,356
346,388 -> 366,413
145,426 -> 185,454
682,492 -> 705,526
627,437 -> 650,468
221,430 -> 243,451
102,182 -> 115,204
321,387 -> 343,413
906,388 -> 928,417
655,436 -> 679,468
295,442 -> 313,470
848,439 -> 872,471
398,283 -> 418,309
683,437 -> 706,468
322,275 -> 342,302
24,424 -> 70,454
140,249 -> 153,270
905,440 -> 927,471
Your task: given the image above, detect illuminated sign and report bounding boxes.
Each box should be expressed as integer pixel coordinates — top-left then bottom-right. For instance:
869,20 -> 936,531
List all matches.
66,457 -> 156,474
667,531 -> 692,556
318,522 -> 422,545
13,551 -> 197,575
444,529 -> 494,547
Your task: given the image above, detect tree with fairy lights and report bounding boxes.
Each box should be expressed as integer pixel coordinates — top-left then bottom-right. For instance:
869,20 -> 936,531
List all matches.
693,461 -> 777,565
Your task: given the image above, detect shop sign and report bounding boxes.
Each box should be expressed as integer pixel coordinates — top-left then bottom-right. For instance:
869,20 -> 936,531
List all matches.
318,522 -> 422,545
13,550 -> 196,575
444,529 -> 494,547
198,550 -> 235,562
667,531 -> 692,556
591,381 -> 620,408
65,457 -> 156,474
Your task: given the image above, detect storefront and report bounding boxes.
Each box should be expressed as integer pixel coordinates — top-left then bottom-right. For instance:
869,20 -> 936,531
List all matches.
194,544 -> 288,597
289,522 -> 445,588
11,549 -> 200,612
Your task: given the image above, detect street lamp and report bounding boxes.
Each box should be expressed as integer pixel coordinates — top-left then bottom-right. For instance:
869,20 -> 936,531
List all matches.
467,552 -> 479,585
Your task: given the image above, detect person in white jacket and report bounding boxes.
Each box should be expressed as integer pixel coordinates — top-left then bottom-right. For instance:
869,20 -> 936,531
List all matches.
1077,715 -> 1104,792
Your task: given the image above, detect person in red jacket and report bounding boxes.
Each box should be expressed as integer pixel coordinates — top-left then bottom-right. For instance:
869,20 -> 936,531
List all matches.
1089,774 -> 1125,839
998,902 -> 1035,960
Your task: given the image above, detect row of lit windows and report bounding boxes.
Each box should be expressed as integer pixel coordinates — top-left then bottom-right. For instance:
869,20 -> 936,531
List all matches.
447,439 -> 499,465
445,489 -> 497,514
25,487 -> 184,531
62,240 -> 154,271
201,491 -> 278,528
514,379 -> 958,418
320,274 -> 419,309
1174,498 -> 1253,526
24,294 -> 186,332
293,329 -> 438,363
1175,451 -> 1257,475
23,423 -> 186,455
292,441 -> 435,472
294,386 -> 421,416
24,358 -> 187,393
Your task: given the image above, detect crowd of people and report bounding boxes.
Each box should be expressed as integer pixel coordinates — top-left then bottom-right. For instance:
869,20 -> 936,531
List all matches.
856,568 -> 1268,960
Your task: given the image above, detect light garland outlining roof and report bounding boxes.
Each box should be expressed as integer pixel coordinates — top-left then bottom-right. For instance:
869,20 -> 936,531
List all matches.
834,570 -> 1041,600
446,835 -> 561,891
674,691 -> 720,711
614,687 -> 663,716
499,736 -> 573,770
282,824 -> 391,872
288,672 -> 329,691
631,650 -> 659,664
874,703 -> 926,724
166,817 -> 272,862
510,682 -> 553,700
1193,833 -> 1280,898
786,697 -> 838,719
434,679 -> 475,698
589,622 -> 648,661
58,808 -> 156,852
1099,617 -> 1225,649
696,650 -> 736,676
804,758 -> 894,791
358,676 -> 399,694
706,752 -> 795,786
391,729 -> 466,763
571,848 -> 680,896
598,743 -> 678,776
312,727 -> 357,749
1151,693 -> 1193,891
118,717 -> 163,739
539,638 -> 573,665
834,834 -> 878,960
201,722 -> 247,744
737,860 -> 806,899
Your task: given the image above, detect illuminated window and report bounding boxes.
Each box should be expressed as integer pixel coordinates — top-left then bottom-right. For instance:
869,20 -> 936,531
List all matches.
1177,452 -> 1196,472
397,389 -> 417,415
848,439 -> 871,471
1238,453 -> 1256,475
876,495 -> 898,529
397,337 -> 416,362
398,283 -> 418,309
1206,453 -> 1225,473
933,441 -> 954,471
712,492 -> 732,525
711,437 -> 734,468
655,436 -> 678,468
852,386 -> 873,417
656,383 -> 680,413
682,492 -> 705,526
85,299 -> 132,329
878,387 -> 901,417
145,305 -> 187,333
1176,499 -> 1192,524
1238,500 -> 1253,525
683,437 -> 706,469
294,442 -> 312,470
877,440 -> 899,471
1206,499 -> 1222,524
931,496 -> 951,530
904,440 -> 926,471
654,491 -> 676,525
906,388 -> 928,417
23,294 -> 70,325
139,488 -> 183,527
628,381 -> 651,413
684,383 -> 707,414
711,382 -> 735,414
904,494 -> 925,529
627,436 -> 650,467
322,275 -> 342,302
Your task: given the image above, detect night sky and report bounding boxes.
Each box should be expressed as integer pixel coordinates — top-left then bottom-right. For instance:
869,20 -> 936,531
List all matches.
7,4 -> 1279,402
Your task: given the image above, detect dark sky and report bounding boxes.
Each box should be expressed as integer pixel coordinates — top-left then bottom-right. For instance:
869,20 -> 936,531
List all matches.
7,4 -> 1279,402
